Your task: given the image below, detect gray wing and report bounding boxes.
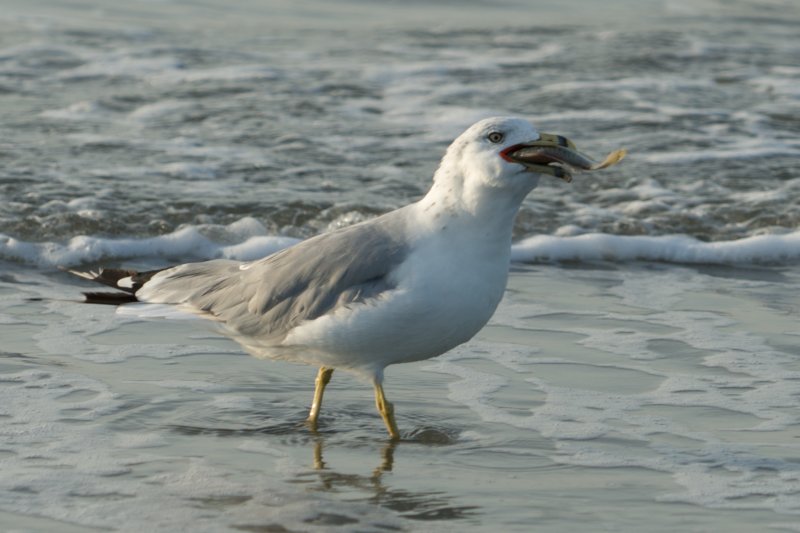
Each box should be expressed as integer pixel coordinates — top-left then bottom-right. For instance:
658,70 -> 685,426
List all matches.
137,211 -> 410,341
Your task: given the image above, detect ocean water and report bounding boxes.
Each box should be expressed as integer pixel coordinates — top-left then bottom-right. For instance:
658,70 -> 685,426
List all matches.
1,0 -> 799,531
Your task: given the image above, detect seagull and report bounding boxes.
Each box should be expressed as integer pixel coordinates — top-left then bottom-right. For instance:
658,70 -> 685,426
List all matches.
68,117 -> 625,439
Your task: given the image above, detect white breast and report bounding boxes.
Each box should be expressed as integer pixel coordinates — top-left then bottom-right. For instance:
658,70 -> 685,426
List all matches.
281,207 -> 512,373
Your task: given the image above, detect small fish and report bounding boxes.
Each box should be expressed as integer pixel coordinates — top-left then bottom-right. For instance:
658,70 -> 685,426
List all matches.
512,145 -> 627,171
502,133 -> 626,182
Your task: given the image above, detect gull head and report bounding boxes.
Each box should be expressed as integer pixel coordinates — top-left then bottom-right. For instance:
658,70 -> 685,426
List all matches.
430,116 -> 626,213
436,117 -> 544,198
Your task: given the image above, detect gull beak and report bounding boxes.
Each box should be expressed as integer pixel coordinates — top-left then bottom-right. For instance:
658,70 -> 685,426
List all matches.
500,133 -> 626,183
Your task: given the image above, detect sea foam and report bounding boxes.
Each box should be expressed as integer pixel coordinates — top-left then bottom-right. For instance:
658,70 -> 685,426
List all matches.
510,231 -> 800,265
2,222 -> 799,268
0,223 -> 300,268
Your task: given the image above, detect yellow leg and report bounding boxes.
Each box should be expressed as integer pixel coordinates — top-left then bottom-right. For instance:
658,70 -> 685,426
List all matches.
312,440 -> 325,470
373,381 -> 401,440
307,367 -> 334,429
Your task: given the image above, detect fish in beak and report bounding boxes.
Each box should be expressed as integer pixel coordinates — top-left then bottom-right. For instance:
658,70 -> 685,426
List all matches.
500,133 -> 626,182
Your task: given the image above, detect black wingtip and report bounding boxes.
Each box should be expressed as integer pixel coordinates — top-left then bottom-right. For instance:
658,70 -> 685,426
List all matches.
82,291 -> 139,305
64,266 -> 167,299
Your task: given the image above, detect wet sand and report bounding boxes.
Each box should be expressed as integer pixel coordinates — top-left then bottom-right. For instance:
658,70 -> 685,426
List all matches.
2,262 -> 799,531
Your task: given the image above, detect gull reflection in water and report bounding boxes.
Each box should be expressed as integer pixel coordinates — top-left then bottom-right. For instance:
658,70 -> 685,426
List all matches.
169,410 -> 478,522
303,433 -> 479,522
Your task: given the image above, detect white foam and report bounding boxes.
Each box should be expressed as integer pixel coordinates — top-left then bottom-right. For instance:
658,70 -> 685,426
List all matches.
641,139 -> 800,164
127,100 -> 196,122
40,100 -> 114,121
510,230 -> 800,265
0,218 -> 301,267
157,162 -> 219,180
538,76 -> 713,93
150,64 -> 280,84
220,235 -> 301,262
54,55 -> 182,81
3,215 -> 799,268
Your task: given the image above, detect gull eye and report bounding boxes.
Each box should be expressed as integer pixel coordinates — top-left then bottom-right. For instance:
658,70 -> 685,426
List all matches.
487,131 -> 504,144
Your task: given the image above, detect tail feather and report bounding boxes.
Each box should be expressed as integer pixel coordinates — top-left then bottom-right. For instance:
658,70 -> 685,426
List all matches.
64,267 -> 168,305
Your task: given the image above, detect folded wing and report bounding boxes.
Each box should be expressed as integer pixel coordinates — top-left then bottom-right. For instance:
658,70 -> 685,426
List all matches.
136,215 -> 409,341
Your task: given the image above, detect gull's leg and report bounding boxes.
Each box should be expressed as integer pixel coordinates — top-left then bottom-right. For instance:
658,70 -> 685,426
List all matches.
307,367 -> 334,429
312,439 -> 326,470
373,379 -> 401,440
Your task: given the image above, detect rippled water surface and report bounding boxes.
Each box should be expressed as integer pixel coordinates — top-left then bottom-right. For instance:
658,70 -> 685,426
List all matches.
1,0 -> 800,531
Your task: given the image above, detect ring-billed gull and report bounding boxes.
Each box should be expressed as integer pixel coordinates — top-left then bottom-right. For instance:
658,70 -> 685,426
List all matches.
68,117 -> 625,439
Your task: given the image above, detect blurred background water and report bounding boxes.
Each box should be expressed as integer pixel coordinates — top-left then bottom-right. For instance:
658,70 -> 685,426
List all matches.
1,0 -> 799,257
1,0 -> 799,531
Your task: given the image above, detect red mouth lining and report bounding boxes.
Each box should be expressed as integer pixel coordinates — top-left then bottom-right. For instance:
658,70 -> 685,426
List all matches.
500,144 -> 555,165
499,143 -> 527,163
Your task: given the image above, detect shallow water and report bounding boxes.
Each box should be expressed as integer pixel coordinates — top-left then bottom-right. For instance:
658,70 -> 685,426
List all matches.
2,0 -> 800,531
3,263 -> 800,531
